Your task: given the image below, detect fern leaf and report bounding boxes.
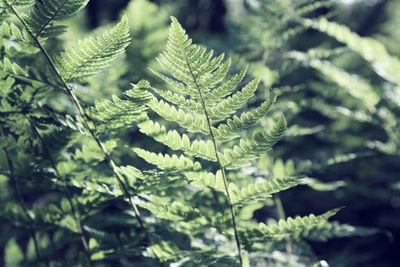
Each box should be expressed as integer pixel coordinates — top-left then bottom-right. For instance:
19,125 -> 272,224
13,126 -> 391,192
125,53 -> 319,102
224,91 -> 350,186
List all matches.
229,176 -> 301,205
214,93 -> 277,141
138,118 -> 217,161
157,16 -> 232,98
1,21 -> 33,44
57,16 -> 130,82
304,18 -> 400,85
89,80 -> 151,131
149,86 -> 203,113
294,220 -> 381,242
3,0 -> 34,6
290,51 -> 379,111
203,66 -> 247,103
207,79 -> 260,123
25,0 -> 89,38
1,57 -> 26,76
133,147 -> 202,172
147,97 -> 209,134
220,115 -> 287,169
241,207 -> 342,241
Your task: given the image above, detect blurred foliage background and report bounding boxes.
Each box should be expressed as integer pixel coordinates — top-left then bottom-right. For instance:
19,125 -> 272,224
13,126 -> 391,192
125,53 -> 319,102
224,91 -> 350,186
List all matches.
1,0 -> 399,266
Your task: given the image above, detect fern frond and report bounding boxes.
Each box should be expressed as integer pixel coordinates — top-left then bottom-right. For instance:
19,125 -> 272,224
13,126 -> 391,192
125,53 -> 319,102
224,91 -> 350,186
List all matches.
202,66 -> 247,103
290,51 -> 379,111
89,80 -> 151,131
133,147 -> 202,172
1,21 -> 33,44
304,18 -> 400,85
157,16 -> 235,99
214,94 -> 277,142
25,0 -> 89,38
229,176 -> 301,205
147,97 -> 209,134
220,115 -> 287,169
207,79 -> 260,123
150,86 -> 203,113
241,207 -> 342,242
138,118 -> 217,161
3,0 -> 34,6
57,16 -> 130,82
295,220 -> 381,242
1,57 -> 26,76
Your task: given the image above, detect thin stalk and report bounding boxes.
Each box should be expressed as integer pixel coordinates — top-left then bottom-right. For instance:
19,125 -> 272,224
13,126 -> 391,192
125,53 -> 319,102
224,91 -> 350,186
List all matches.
184,56 -> 243,266
0,127 -> 49,267
4,3 -> 163,265
269,155 -> 292,255
26,116 -> 93,266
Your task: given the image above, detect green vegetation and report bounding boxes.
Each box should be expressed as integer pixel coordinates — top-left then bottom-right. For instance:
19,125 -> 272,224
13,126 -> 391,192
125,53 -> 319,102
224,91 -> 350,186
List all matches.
1,0 -> 398,266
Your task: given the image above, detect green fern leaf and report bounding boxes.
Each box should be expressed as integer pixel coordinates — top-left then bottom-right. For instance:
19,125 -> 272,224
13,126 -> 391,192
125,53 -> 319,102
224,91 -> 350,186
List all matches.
229,176 -> 301,205
207,79 -> 260,123
89,80 -> 151,131
133,147 -> 202,172
25,0 -> 89,38
138,118 -> 217,161
156,16 -> 233,99
220,115 -> 287,169
57,16 -> 130,82
290,51 -> 379,111
304,18 -> 400,85
241,207 -> 343,241
214,93 -> 277,141
202,66 -> 247,103
150,86 -> 203,113
147,96 -> 209,134
3,0 -> 34,6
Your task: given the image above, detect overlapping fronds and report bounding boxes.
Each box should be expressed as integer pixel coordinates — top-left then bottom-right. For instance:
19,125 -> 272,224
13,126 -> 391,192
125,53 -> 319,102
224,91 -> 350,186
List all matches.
89,80 -> 151,132
23,0 -> 88,38
290,51 -> 379,111
57,16 -> 130,82
304,18 -> 400,85
139,17 -> 286,173
240,207 -> 342,242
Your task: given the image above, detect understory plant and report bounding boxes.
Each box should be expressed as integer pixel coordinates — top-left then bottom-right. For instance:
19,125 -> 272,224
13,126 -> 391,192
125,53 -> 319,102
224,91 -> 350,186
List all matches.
0,0 -> 386,266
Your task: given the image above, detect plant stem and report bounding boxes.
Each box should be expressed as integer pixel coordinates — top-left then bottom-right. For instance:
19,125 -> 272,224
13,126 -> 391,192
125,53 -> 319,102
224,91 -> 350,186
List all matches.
184,56 -> 243,266
5,3 -> 163,265
269,155 -> 292,255
26,116 -> 93,266
0,127 -> 49,267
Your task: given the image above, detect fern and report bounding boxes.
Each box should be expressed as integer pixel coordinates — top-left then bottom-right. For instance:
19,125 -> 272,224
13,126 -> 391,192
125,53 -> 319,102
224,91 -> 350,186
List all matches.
25,0 -> 89,38
240,207 -> 342,242
304,17 -> 400,85
57,16 -> 130,82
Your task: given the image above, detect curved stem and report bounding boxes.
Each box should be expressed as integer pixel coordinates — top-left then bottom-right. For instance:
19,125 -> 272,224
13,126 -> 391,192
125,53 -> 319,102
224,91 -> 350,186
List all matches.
4,3 -> 163,266
184,56 -> 243,266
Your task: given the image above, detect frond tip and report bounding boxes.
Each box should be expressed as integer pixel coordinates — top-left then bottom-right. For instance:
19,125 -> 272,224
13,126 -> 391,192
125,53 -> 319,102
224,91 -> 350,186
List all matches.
229,176 -> 301,205
57,16 -> 131,82
240,207 -> 343,242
